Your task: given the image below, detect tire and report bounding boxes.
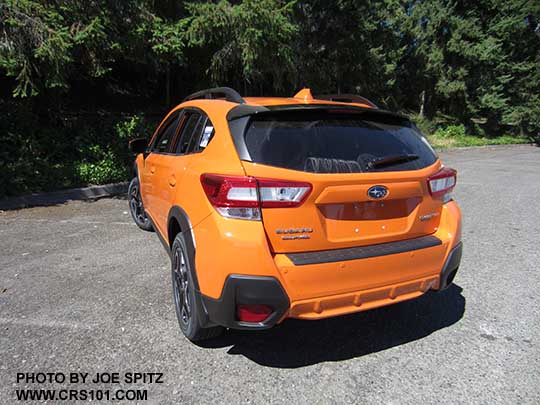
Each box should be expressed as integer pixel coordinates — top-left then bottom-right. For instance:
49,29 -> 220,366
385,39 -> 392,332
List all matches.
171,233 -> 224,341
128,177 -> 154,232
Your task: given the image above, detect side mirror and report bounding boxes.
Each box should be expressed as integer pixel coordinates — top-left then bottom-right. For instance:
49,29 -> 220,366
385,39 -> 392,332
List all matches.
129,138 -> 148,154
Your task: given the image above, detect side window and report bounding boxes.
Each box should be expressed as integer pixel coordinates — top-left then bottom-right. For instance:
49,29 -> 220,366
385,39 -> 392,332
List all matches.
198,121 -> 215,150
175,112 -> 202,154
174,111 -> 215,155
187,116 -> 206,152
151,113 -> 179,153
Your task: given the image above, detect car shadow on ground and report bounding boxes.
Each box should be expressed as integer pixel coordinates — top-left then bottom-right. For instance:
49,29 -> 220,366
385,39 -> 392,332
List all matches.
198,284 -> 465,368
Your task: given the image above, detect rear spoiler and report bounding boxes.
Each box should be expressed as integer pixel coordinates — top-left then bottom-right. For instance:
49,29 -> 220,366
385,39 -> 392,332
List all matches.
315,94 -> 378,108
226,103 -> 409,122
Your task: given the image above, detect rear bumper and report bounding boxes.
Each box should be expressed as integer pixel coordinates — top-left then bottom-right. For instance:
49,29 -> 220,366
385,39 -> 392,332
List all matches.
286,241 -> 462,320
197,239 -> 463,329
193,201 -> 462,328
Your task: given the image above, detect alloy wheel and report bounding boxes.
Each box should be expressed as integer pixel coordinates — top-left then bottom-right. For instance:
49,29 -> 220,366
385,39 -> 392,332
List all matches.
129,183 -> 148,225
172,248 -> 191,327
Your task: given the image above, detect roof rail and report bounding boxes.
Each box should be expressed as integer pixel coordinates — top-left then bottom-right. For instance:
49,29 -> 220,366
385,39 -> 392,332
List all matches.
316,94 -> 378,108
183,87 -> 245,104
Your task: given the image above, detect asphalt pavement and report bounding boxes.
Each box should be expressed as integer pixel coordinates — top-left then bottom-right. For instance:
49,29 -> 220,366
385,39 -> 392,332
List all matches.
1,145 -> 539,404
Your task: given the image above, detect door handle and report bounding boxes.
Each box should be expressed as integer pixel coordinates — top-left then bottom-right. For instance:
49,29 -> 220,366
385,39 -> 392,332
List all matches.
168,176 -> 176,187
150,166 -> 156,174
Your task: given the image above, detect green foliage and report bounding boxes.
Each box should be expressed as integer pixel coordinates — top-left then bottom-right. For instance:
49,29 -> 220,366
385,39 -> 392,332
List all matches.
115,114 -> 155,141
434,125 -> 467,139
76,150 -> 128,185
408,113 -> 532,148
428,131 -> 530,149
293,0 -> 406,104
73,114 -> 156,186
0,107 -> 155,197
399,0 -> 540,135
1,0 -> 117,96
184,0 -> 298,90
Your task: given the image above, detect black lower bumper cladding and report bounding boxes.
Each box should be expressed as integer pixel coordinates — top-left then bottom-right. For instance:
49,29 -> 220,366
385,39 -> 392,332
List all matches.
439,242 -> 463,290
200,275 -> 290,330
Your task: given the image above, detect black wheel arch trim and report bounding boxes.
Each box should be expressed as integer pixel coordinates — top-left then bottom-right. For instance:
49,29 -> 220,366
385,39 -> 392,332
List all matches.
132,161 -> 139,178
166,205 -> 215,328
167,206 -> 199,288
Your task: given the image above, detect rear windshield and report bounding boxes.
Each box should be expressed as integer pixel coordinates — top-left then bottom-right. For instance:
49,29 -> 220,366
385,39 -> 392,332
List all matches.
244,111 -> 437,173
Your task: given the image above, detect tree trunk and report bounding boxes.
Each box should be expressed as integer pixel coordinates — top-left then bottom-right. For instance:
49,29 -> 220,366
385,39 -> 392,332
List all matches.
419,90 -> 426,118
165,64 -> 171,108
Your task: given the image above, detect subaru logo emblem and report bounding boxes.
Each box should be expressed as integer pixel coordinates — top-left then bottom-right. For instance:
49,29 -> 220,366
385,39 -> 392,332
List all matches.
367,185 -> 388,199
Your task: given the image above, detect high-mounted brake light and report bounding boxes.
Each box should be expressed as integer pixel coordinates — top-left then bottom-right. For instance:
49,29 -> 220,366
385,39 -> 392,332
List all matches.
200,174 -> 312,220
428,167 -> 457,199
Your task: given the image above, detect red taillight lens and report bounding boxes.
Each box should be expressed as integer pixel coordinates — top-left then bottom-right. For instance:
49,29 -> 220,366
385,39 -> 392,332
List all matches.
237,304 -> 272,322
428,167 -> 457,198
200,174 -> 311,220
200,174 -> 259,208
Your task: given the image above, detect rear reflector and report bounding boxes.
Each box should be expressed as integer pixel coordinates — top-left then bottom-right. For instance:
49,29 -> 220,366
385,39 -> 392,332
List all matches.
201,174 -> 311,220
237,304 -> 272,322
428,167 -> 457,198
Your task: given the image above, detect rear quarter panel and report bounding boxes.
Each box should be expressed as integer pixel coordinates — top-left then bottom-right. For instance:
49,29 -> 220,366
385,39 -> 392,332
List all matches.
171,100 -> 248,231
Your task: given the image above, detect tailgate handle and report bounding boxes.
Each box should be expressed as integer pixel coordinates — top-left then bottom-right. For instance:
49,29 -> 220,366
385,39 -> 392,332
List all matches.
315,182 -> 423,204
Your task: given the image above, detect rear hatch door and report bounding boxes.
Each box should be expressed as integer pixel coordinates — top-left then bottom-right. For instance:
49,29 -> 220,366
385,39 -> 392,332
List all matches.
238,108 -> 444,253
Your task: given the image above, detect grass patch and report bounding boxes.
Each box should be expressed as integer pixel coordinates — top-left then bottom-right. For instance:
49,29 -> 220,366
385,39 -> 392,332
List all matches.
424,124 -> 531,149
427,133 -> 531,149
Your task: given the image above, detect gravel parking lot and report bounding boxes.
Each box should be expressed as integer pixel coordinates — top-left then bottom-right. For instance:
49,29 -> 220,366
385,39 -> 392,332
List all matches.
1,145 -> 539,404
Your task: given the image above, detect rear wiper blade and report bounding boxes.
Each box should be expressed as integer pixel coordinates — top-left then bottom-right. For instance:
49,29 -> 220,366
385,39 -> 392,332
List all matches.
367,154 -> 419,169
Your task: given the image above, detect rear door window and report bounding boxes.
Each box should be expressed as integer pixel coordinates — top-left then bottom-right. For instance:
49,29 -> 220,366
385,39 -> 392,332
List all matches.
174,111 -> 214,154
244,111 -> 437,173
175,112 -> 201,154
151,112 -> 180,153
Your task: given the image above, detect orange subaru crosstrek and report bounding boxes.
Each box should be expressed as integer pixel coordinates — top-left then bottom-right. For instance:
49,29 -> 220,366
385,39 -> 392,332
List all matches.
128,87 -> 462,341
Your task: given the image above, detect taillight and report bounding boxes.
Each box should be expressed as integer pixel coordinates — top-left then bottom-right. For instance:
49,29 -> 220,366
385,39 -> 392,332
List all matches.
200,174 -> 311,220
258,178 -> 312,208
428,167 -> 457,200
237,304 -> 272,322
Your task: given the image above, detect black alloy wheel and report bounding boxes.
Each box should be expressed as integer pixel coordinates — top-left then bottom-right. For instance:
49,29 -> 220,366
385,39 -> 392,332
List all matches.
128,177 -> 153,231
